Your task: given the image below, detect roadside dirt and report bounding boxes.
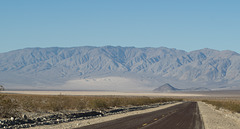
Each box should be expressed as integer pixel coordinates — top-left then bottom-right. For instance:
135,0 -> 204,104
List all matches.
198,101 -> 240,129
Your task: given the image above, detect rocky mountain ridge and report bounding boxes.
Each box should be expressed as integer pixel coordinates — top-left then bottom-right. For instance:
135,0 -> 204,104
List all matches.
0,46 -> 240,90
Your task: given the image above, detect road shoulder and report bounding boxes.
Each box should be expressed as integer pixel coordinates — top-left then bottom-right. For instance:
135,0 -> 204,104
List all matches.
198,101 -> 240,129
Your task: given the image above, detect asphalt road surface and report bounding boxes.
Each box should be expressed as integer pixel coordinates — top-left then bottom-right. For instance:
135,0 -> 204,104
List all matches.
76,102 -> 204,129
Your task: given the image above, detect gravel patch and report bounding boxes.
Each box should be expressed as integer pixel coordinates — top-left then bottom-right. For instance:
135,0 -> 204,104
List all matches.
28,102 -> 182,129
198,101 -> 240,129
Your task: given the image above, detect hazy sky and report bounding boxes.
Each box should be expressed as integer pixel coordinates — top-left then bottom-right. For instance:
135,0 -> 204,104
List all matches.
1,0 -> 240,53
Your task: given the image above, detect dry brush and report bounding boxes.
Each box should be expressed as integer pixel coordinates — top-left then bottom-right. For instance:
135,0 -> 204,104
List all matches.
0,93 -> 182,118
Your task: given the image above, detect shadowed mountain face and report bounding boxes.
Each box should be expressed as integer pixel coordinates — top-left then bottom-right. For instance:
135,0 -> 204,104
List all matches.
0,46 -> 240,90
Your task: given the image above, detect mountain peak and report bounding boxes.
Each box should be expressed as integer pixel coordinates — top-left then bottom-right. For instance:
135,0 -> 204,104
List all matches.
153,83 -> 180,93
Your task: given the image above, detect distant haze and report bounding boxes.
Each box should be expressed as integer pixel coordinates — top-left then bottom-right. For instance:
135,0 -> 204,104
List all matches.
0,46 -> 240,91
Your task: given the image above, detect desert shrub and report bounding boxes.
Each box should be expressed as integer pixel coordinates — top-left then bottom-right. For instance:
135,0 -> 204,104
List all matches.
76,99 -> 87,111
0,94 -> 183,117
20,95 -> 40,112
108,97 -> 124,107
89,99 -> 109,110
45,94 -> 82,112
0,94 -> 18,118
124,97 -> 151,106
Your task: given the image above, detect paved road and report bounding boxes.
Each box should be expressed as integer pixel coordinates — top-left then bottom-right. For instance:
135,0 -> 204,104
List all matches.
76,102 -> 204,129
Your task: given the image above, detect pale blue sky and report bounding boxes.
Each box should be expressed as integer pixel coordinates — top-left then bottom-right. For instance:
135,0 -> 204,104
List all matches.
0,0 -> 240,53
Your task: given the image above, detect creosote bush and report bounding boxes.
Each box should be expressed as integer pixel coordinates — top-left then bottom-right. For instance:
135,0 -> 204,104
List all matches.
89,99 -> 109,110
0,94 -> 19,118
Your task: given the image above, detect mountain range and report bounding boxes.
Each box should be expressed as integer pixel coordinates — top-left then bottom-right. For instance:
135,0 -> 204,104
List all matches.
0,46 -> 240,91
